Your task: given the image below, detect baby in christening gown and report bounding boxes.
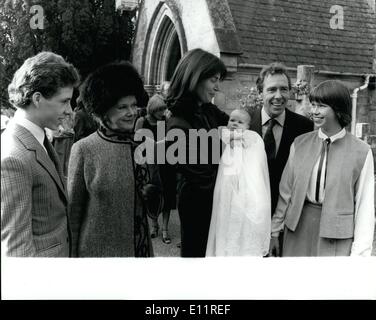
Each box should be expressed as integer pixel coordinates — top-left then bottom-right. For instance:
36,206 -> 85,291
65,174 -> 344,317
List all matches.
206,109 -> 271,257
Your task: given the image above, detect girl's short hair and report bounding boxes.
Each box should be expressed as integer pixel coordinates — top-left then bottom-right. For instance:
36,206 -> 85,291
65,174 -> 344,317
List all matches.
80,61 -> 145,120
146,94 -> 167,116
309,80 -> 352,128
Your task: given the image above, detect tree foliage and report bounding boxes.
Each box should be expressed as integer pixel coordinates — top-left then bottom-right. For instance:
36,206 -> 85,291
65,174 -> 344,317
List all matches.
0,0 -> 136,108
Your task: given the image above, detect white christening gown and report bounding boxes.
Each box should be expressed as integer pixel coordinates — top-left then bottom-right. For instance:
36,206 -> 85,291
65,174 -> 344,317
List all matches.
206,129 -> 271,257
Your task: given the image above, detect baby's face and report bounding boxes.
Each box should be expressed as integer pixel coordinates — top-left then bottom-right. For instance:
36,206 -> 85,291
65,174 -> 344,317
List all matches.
227,109 -> 251,130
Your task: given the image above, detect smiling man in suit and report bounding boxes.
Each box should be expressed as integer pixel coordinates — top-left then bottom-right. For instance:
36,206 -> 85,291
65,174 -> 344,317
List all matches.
249,63 -> 314,255
1,51 -> 80,257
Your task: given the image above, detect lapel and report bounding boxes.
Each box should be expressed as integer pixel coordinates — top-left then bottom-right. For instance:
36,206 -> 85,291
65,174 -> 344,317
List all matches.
250,108 -> 262,136
12,123 -> 67,202
276,108 -> 293,159
296,133 -> 322,196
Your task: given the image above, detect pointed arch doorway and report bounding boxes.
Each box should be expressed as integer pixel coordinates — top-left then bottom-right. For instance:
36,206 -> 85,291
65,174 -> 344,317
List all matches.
165,31 -> 181,81
143,6 -> 186,95
149,16 -> 182,85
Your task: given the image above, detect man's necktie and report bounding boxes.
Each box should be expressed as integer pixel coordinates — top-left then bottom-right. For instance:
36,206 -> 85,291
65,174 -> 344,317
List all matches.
315,138 -> 331,202
264,118 -> 277,160
43,135 -> 59,171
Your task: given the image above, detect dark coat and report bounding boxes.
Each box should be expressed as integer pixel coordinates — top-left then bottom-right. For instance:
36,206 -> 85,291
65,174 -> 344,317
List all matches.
73,108 -> 98,142
166,96 -> 229,257
167,97 -> 229,190
249,108 -> 314,213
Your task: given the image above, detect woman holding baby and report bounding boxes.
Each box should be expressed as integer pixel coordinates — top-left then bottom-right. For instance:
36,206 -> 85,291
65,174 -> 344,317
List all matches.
166,49 -> 230,257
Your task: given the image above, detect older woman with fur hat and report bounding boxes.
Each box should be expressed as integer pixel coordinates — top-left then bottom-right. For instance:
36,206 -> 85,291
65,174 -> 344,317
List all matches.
67,62 -> 159,257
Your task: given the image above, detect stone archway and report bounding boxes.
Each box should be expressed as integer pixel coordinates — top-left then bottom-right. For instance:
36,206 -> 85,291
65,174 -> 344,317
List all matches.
163,28 -> 182,81
142,2 -> 186,95
149,16 -> 181,84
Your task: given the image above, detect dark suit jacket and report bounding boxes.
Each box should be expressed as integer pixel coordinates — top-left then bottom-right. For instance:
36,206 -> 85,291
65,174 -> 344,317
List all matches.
1,123 -> 71,257
249,108 -> 314,213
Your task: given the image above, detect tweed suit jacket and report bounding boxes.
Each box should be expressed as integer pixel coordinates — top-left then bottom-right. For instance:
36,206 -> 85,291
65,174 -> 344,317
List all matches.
1,123 -> 71,257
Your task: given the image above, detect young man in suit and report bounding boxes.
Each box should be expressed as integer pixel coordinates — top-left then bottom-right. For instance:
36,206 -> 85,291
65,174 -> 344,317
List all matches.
1,51 -> 80,257
249,63 -> 314,255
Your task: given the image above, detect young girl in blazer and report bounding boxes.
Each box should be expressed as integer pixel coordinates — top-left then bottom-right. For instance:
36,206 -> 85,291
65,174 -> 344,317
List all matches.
269,80 -> 374,256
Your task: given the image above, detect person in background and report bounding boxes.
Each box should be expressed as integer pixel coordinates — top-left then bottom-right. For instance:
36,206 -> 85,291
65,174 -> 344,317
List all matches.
50,107 -> 75,178
159,80 -> 182,247
73,97 -> 98,142
160,81 -> 170,99
136,83 -> 150,118
135,94 -> 177,244
269,80 -> 375,256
